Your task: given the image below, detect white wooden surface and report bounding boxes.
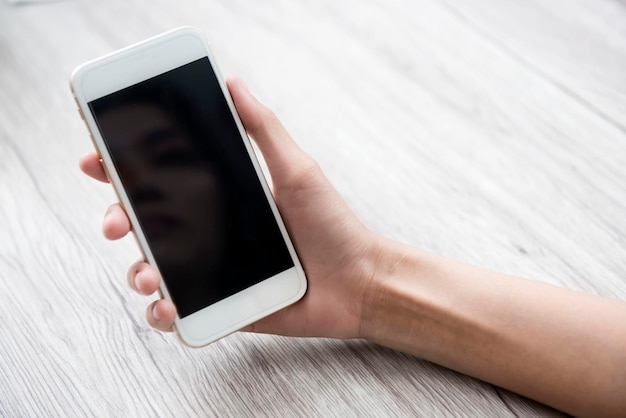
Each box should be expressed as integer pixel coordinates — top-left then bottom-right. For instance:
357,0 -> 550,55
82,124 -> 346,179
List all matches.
1,0 -> 625,416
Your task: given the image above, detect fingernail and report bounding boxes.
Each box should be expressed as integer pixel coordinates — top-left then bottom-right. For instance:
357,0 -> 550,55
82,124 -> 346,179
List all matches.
152,304 -> 161,322
237,77 -> 251,94
134,271 -> 141,291
104,207 -> 116,226
105,205 -> 115,217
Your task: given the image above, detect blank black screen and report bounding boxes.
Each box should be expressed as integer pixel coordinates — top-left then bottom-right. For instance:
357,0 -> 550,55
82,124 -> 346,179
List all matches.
89,58 -> 294,318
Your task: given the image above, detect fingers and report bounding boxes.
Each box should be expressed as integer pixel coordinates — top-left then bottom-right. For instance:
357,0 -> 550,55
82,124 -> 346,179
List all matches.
147,299 -> 176,332
226,76 -> 315,183
81,152 -> 130,239
81,152 -> 130,238
127,261 -> 176,332
103,203 -> 131,240
79,152 -> 109,183
82,152 -> 130,238
127,261 -> 160,295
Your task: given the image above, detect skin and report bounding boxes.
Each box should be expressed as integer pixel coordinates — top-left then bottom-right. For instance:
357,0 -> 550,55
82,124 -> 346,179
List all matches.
80,77 -> 626,417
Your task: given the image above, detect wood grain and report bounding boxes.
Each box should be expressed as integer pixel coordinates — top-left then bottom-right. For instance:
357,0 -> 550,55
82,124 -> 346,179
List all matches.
1,0 -> 624,416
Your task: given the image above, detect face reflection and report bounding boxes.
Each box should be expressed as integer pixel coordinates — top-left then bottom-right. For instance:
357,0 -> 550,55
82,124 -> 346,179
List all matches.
99,104 -> 223,271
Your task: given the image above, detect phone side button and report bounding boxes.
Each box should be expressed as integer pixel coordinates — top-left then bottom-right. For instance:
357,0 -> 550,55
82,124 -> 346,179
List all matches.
100,158 -> 114,184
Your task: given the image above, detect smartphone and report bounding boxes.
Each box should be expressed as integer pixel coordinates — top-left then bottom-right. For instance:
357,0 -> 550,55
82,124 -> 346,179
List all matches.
70,27 -> 307,347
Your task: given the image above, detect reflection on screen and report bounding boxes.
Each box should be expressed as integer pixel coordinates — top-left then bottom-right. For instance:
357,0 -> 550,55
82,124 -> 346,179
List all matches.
89,58 -> 294,318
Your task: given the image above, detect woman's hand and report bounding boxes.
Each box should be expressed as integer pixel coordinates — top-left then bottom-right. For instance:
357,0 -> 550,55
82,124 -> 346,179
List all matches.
80,76 -> 626,417
80,76 -> 382,338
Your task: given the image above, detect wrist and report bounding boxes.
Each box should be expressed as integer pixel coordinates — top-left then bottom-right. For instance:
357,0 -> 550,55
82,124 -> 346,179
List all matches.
357,238 -> 430,349
358,241 -> 466,363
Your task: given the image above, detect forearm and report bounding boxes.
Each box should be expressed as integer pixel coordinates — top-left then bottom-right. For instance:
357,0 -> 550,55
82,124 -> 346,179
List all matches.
361,239 -> 626,417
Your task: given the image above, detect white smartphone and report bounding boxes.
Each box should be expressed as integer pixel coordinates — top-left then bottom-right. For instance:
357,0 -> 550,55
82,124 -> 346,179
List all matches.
71,27 -> 307,347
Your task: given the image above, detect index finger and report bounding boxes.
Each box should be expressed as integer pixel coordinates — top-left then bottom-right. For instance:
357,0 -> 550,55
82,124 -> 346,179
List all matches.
79,152 -> 109,183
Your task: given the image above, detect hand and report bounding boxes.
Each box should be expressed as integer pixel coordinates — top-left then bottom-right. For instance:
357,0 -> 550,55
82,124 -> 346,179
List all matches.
79,76 -> 382,339
79,77 -> 626,417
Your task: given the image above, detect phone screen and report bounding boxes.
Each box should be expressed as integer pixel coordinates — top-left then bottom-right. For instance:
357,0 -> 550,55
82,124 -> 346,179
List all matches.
88,58 -> 294,318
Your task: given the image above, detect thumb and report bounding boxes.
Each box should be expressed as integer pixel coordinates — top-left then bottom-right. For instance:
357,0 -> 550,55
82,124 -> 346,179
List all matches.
226,76 -> 314,183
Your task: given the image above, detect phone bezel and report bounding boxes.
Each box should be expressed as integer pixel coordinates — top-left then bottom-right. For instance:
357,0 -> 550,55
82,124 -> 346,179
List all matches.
71,27 -> 307,347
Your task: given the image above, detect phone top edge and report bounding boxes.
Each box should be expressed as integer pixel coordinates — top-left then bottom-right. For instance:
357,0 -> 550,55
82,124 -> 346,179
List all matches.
70,26 -> 206,97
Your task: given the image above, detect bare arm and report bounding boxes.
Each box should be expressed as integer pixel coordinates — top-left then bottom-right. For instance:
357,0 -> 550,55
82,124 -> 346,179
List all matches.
362,239 -> 626,417
80,77 -> 626,417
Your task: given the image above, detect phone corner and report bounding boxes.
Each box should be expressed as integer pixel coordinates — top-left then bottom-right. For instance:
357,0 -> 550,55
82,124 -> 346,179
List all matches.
296,275 -> 308,301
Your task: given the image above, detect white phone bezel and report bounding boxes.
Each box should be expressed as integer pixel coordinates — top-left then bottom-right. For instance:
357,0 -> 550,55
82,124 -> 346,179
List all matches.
71,27 -> 307,347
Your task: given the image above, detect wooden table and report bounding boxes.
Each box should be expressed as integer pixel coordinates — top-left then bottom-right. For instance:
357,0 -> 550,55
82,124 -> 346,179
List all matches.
1,0 -> 624,416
